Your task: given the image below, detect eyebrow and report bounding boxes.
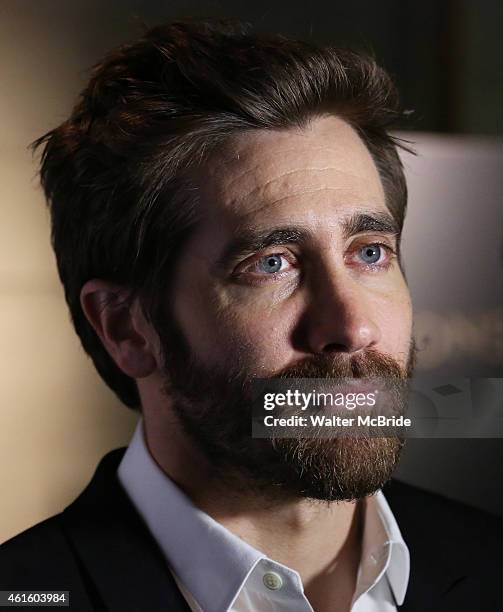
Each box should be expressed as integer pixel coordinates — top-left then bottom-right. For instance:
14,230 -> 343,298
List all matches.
341,211 -> 400,241
215,211 -> 400,268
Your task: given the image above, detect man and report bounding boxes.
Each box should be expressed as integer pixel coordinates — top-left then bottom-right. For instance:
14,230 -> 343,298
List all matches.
1,19 -> 501,612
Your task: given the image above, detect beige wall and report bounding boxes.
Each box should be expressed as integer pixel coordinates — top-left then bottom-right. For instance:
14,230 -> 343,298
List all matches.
0,3 -> 139,544
0,156 -> 138,543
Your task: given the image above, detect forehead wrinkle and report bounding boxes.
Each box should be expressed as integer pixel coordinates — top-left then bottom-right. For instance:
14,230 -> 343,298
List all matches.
230,187 -> 387,223
224,164 -> 377,197
197,116 -> 386,229
209,143 -> 369,175
250,165 -> 378,194
226,168 -> 385,215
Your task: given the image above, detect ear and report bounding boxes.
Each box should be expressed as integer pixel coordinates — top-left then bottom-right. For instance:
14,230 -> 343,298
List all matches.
80,280 -> 158,379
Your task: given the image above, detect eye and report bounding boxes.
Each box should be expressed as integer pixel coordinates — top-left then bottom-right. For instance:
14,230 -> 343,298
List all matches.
355,242 -> 396,269
232,252 -> 296,283
359,244 -> 384,264
257,254 -> 287,273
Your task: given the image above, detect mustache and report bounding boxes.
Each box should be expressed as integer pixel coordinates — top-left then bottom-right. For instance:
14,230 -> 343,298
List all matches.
270,347 -> 407,380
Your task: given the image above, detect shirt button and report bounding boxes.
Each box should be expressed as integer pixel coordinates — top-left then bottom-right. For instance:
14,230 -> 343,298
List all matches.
263,571 -> 283,590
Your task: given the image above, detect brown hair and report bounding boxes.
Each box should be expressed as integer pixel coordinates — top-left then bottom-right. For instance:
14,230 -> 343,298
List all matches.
33,19 -> 411,410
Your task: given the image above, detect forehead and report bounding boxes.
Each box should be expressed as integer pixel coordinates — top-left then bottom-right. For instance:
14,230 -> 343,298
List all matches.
194,114 -> 387,232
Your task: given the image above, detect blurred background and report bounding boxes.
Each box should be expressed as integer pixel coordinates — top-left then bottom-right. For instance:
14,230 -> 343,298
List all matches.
1,0 -> 502,543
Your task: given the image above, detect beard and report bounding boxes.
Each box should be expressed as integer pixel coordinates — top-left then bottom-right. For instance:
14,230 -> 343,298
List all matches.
157,314 -> 417,503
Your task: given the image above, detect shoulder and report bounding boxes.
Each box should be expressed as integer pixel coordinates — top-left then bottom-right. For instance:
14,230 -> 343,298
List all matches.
383,479 -> 503,609
1,447 -> 190,612
0,448 -> 127,593
0,513 -> 84,590
383,478 -> 503,544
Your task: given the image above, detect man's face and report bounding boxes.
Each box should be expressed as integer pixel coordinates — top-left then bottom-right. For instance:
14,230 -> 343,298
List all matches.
157,114 -> 415,501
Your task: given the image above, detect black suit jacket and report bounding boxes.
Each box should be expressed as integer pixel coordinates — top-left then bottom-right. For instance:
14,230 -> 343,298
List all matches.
1,448 -> 502,611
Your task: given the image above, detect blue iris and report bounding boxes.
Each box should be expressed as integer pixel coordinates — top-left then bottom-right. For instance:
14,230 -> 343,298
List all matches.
360,244 -> 381,264
258,254 -> 283,273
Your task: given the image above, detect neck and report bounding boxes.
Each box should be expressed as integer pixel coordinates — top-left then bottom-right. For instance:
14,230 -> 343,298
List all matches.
143,410 -> 364,612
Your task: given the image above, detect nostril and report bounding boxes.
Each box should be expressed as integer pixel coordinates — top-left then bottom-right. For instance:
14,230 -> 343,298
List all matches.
321,342 -> 349,353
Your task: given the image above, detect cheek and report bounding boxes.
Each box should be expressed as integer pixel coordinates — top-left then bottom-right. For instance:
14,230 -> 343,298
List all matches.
373,284 -> 413,363
173,274 -> 298,371
222,313 -> 292,373
211,302 -> 299,373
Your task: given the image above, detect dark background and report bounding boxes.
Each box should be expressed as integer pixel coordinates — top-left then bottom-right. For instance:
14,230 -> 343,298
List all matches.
4,0 -> 502,135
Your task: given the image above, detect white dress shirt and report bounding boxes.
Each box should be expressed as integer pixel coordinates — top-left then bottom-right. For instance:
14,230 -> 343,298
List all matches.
118,419 -> 409,611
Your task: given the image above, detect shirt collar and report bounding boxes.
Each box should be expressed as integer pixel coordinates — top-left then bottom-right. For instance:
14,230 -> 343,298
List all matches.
118,419 -> 409,611
118,419 -> 263,612
353,489 -> 410,606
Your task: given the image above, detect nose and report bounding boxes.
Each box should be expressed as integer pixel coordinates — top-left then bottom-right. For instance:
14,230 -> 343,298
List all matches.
296,269 -> 382,356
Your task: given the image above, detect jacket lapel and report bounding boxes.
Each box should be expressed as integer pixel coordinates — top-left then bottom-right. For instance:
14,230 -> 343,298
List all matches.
60,448 -> 191,612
